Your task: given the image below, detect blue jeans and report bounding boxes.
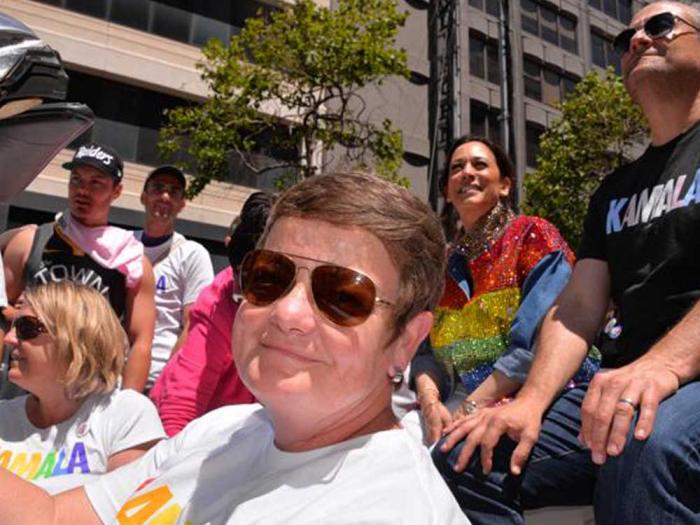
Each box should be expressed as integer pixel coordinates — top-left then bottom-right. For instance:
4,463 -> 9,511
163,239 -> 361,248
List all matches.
432,382 -> 700,525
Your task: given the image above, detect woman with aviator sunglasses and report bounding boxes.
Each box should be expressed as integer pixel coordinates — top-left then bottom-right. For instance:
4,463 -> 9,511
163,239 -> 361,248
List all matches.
0,281 -> 165,493
0,171 -> 468,524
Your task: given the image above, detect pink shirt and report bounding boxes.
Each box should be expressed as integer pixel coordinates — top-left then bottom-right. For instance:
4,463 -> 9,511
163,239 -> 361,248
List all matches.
150,267 -> 255,436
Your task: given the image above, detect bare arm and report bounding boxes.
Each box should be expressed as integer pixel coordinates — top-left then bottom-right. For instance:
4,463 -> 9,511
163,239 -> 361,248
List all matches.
106,439 -> 160,471
169,304 -> 193,358
415,372 -> 452,445
2,226 -> 36,305
122,256 -> 155,392
441,259 -> 610,473
0,469 -> 100,525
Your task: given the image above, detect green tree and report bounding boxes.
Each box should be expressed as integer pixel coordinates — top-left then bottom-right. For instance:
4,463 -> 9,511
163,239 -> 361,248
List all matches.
159,0 -> 410,197
522,68 -> 648,247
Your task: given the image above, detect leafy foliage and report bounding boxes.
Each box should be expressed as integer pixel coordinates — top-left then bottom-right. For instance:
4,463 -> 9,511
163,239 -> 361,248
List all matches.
159,0 -> 410,196
522,68 -> 648,247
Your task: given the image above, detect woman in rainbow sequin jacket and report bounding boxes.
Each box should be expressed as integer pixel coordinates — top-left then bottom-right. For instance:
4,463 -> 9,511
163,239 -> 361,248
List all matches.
411,136 -> 599,444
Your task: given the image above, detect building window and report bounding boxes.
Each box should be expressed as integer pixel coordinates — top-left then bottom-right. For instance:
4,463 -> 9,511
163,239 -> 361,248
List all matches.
65,70 -> 294,190
522,56 -> 579,106
470,101 -> 503,145
31,0 -> 275,48
588,0 -> 632,24
469,0 -> 501,17
520,0 -> 578,54
469,32 -> 501,85
526,122 -> 546,167
591,31 -> 621,73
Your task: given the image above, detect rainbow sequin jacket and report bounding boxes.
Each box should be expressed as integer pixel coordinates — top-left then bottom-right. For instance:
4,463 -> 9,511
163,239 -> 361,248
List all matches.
412,215 -> 600,397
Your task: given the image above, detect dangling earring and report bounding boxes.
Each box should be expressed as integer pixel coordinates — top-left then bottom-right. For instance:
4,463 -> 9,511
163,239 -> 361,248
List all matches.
391,370 -> 404,385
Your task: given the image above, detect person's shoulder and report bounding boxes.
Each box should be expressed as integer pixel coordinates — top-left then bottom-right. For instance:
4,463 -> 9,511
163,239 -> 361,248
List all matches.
356,430 -> 469,523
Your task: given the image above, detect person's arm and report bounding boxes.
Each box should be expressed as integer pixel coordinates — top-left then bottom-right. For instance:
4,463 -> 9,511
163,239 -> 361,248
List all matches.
122,256 -> 155,392
106,441 -> 159,471
2,226 -> 35,305
440,259 -> 610,474
169,304 -> 192,358
410,339 -> 454,444
579,297 -> 700,466
460,250 -> 574,410
0,474 -> 100,525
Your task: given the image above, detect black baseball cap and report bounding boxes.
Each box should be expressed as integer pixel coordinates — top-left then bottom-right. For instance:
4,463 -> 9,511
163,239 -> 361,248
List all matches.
62,142 -> 123,182
143,165 -> 186,192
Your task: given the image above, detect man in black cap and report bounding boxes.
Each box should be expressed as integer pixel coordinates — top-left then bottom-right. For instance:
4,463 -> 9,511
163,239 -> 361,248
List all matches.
3,142 -> 155,392
133,165 -> 213,390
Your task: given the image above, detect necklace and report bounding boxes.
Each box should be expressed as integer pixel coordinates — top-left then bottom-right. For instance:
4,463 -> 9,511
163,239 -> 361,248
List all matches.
451,201 -> 515,261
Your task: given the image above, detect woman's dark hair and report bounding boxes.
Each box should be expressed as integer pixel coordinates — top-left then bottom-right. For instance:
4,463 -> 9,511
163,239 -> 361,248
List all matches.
227,191 -> 276,270
439,135 -> 515,240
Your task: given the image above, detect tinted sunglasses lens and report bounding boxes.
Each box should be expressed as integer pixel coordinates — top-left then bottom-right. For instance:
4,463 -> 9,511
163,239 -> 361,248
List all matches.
613,28 -> 635,53
312,265 -> 377,327
240,249 -> 296,306
14,317 -> 44,340
645,12 -> 675,38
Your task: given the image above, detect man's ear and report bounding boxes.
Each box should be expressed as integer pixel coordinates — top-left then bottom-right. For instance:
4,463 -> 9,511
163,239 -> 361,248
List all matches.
388,311 -> 433,371
139,191 -> 146,207
112,182 -> 123,202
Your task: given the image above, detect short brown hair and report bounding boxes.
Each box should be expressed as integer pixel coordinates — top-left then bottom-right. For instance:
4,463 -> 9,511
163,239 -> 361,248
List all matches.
262,171 -> 446,337
23,281 -> 125,400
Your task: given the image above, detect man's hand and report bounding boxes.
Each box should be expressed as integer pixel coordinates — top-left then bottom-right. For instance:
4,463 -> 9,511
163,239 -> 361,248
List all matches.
439,398 -> 543,475
579,360 -> 680,465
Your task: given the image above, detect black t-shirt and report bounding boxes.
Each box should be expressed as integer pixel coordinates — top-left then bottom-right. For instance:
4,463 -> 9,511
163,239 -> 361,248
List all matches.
25,222 -> 127,319
578,121 -> 700,367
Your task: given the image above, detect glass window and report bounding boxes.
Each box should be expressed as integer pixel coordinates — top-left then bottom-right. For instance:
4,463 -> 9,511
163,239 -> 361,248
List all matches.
151,3 -> 192,42
192,14 -> 231,46
469,0 -> 485,10
470,102 -> 487,137
64,0 -> 107,18
521,0 -> 540,36
560,15 -> 577,53
603,0 -> 618,19
540,6 -> 559,45
542,69 -> 560,105
486,0 -> 500,17
523,58 -> 542,101
110,0 -> 150,30
526,122 -> 545,167
487,43 -> 501,85
591,32 -> 606,68
588,0 -> 602,10
618,0 -> 632,24
469,35 -> 486,80
562,76 -> 578,98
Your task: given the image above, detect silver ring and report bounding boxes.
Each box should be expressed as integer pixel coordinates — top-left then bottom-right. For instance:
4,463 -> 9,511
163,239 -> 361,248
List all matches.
618,398 -> 637,410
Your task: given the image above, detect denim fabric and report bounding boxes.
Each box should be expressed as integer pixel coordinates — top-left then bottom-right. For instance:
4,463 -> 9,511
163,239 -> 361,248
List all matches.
432,382 -> 700,525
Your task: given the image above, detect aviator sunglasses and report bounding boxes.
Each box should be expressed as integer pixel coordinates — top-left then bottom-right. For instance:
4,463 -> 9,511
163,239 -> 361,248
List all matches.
239,249 -> 393,327
613,11 -> 700,54
12,316 -> 48,341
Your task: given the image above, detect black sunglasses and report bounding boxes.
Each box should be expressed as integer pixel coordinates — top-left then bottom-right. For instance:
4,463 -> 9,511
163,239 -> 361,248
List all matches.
12,315 -> 48,341
239,249 -> 392,327
613,12 -> 700,54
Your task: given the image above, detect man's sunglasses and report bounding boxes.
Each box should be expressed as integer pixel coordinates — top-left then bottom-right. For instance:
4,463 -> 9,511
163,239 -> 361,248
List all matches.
12,316 -> 48,341
239,249 -> 393,327
613,12 -> 700,54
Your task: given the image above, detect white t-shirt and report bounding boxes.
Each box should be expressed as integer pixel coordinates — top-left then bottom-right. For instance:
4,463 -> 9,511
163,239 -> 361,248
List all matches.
85,404 -> 470,524
0,390 -> 166,494
135,232 -> 214,388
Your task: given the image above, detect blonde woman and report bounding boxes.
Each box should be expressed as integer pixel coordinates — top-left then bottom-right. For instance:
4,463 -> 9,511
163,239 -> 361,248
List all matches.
0,281 -> 165,493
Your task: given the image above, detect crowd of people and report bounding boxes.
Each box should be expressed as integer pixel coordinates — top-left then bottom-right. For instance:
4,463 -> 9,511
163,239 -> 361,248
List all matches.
0,0 -> 698,523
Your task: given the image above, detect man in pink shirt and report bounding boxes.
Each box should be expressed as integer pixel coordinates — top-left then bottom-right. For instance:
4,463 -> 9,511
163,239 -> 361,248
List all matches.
150,192 -> 274,435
